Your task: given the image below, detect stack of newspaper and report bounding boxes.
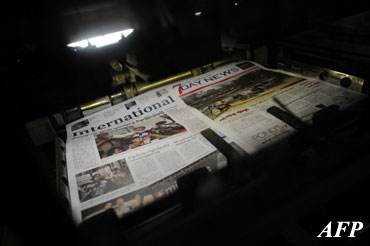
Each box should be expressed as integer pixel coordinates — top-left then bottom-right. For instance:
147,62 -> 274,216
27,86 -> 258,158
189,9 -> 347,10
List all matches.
64,61 -> 366,224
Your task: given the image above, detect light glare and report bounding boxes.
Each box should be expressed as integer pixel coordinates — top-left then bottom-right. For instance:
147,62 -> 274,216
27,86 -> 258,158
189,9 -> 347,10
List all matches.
121,29 -> 134,37
67,40 -> 88,48
67,29 -> 134,49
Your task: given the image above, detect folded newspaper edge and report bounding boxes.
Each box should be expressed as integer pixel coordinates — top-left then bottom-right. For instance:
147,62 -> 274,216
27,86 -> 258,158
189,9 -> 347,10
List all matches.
55,136 -> 71,210
60,60 -> 367,224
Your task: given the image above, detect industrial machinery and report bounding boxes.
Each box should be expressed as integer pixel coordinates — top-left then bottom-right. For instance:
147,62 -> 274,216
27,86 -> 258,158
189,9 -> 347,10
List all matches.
3,1 -> 370,245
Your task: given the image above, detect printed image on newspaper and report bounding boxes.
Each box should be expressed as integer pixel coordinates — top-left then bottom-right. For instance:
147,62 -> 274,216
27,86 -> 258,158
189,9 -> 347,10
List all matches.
170,61 -> 367,150
65,88 -> 246,224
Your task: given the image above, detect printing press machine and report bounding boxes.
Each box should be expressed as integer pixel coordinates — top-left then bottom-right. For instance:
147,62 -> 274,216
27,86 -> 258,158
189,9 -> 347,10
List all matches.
3,1 -> 370,245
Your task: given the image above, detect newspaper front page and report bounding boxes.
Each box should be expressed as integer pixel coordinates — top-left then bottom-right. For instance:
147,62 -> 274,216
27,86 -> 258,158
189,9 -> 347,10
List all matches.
65,88 -> 252,224
167,61 -> 367,150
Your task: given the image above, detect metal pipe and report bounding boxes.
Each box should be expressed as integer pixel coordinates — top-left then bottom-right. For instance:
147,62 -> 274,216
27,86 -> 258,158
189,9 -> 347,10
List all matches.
80,96 -> 111,112
135,71 -> 193,94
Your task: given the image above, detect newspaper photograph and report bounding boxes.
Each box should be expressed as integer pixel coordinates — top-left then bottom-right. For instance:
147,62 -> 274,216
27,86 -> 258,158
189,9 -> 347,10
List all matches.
65,87 -> 247,224
175,61 -> 303,120
95,114 -> 187,159
76,159 -> 135,202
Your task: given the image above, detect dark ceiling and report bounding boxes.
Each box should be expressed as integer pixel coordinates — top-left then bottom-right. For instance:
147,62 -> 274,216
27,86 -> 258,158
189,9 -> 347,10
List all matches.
3,0 -> 370,123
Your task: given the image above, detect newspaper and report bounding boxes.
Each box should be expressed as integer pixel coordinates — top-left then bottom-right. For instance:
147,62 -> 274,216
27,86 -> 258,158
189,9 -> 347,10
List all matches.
167,61 -> 367,150
65,88 -> 251,224
65,60 -> 366,224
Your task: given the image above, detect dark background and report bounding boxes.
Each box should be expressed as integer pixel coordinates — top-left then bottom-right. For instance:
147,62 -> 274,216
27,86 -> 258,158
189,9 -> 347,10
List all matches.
2,1 -> 370,245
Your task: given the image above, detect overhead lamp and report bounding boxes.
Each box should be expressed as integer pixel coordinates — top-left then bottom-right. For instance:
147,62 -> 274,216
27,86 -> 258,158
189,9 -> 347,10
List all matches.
67,28 -> 134,49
